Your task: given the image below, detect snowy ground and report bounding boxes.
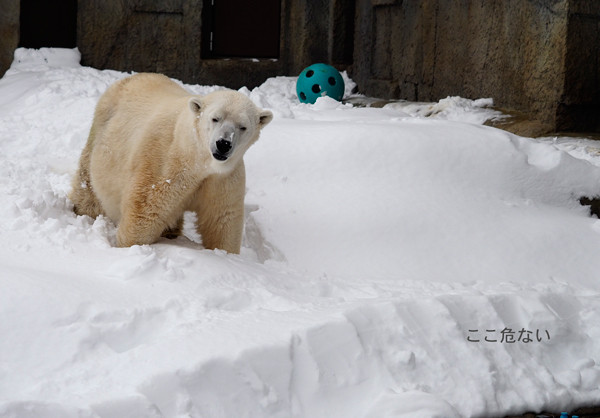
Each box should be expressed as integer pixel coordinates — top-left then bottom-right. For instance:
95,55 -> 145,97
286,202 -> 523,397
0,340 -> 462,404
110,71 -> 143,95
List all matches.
1,48 -> 600,418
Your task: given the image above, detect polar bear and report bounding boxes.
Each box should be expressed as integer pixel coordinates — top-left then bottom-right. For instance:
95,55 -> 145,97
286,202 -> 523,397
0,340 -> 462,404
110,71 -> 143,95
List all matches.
70,73 -> 273,253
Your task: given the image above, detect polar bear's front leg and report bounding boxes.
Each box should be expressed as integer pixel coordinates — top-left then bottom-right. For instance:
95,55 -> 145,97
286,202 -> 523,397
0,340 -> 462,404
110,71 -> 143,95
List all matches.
117,204 -> 169,247
192,164 -> 246,254
117,217 -> 162,247
116,174 -> 186,247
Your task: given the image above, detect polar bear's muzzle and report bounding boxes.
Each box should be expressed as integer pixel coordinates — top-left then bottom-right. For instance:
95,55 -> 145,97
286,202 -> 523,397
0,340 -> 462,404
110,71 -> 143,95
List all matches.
212,138 -> 233,161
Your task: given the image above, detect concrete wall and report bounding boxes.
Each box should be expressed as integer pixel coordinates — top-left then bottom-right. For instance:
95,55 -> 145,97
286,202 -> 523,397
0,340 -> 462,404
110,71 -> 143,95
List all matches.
558,1 -> 600,131
353,0 -> 600,133
78,0 -> 205,85
0,0 -> 19,77
1,0 -> 597,133
77,0 -> 354,89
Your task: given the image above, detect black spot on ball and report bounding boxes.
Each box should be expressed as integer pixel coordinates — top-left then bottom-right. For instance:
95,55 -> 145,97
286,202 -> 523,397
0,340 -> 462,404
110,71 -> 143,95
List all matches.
312,84 -> 321,93
300,92 -> 306,100
306,70 -> 314,78
328,76 -> 336,85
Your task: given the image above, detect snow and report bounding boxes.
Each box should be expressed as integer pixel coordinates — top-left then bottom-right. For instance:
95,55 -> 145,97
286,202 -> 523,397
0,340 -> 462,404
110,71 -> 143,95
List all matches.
1,48 -> 600,418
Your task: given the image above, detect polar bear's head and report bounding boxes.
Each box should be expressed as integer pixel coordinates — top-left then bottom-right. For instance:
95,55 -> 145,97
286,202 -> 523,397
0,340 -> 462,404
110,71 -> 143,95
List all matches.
189,90 -> 273,172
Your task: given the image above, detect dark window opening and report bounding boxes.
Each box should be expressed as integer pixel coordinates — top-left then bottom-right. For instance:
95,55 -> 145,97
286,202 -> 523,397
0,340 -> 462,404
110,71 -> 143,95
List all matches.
19,0 -> 77,48
202,0 -> 281,59
332,0 -> 355,65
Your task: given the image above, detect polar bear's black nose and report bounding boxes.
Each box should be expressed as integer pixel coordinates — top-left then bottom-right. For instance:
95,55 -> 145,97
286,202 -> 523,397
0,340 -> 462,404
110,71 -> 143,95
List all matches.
216,139 -> 232,154
213,139 -> 232,161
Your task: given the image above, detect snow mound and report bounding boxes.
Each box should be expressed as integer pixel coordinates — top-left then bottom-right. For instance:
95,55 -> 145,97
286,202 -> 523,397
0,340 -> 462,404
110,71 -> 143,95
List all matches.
1,48 -> 600,418
384,96 -> 506,124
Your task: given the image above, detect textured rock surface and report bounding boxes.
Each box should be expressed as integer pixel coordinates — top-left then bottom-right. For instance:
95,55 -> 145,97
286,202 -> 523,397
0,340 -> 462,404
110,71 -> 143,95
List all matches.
77,0 -> 202,84
353,0 -> 599,133
558,1 -> 600,132
76,0 -> 354,89
1,0 -> 597,133
0,0 -> 19,77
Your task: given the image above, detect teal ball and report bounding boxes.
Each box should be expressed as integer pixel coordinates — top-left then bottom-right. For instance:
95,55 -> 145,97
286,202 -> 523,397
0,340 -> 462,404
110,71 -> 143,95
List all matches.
296,63 -> 345,104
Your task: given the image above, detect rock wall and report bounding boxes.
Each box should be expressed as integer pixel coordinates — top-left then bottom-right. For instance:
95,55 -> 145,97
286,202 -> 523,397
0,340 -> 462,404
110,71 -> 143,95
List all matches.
0,0 -> 19,77
77,0 -> 354,89
1,0 -> 597,133
558,1 -> 600,132
353,0 -> 599,133
77,0 -> 204,84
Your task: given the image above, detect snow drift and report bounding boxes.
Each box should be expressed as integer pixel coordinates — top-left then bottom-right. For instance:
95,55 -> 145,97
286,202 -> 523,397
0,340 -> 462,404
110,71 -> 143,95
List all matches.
0,48 -> 599,418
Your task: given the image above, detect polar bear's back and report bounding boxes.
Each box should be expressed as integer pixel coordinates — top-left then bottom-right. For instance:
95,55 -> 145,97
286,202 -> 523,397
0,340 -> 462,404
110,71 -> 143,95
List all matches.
97,73 -> 189,120
88,73 -> 192,222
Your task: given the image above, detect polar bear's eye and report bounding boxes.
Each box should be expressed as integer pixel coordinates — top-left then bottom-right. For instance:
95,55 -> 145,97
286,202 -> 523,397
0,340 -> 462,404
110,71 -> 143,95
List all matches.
212,118 -> 219,123
239,126 -> 247,131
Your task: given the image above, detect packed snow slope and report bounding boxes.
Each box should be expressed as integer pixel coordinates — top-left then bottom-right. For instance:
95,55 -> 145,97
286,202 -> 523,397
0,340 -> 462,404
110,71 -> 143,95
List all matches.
1,48 -> 600,418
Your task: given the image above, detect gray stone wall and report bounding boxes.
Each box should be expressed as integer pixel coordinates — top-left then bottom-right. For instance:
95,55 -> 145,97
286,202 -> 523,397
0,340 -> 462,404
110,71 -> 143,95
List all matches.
77,0 -> 353,89
0,0 -> 19,77
78,0 -> 204,84
558,1 -> 600,131
0,0 -> 597,133
353,0 -> 599,133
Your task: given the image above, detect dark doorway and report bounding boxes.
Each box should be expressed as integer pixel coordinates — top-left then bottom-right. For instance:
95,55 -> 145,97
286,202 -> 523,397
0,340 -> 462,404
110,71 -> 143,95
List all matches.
19,0 -> 77,48
202,0 -> 281,59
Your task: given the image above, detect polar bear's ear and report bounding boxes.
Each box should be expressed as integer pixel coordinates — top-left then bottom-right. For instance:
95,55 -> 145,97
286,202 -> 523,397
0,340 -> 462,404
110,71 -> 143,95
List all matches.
259,110 -> 273,128
189,97 -> 203,114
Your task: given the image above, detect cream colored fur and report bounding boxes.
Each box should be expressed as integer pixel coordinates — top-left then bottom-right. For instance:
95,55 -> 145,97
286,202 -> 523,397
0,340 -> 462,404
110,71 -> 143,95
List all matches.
70,73 -> 273,253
